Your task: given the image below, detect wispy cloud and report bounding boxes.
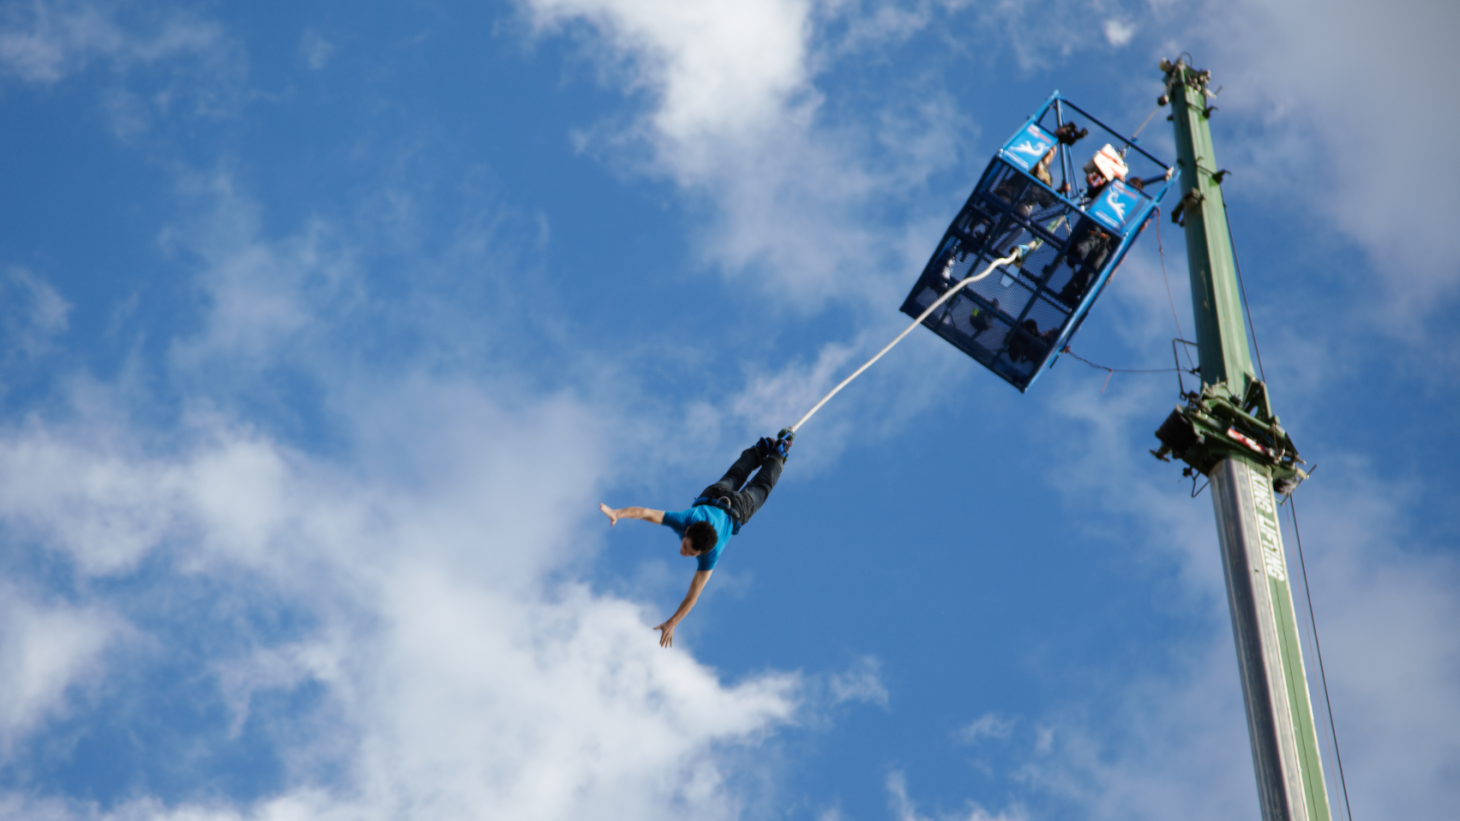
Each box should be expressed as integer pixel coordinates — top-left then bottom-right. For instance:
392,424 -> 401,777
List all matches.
298,29 -> 334,71
1,267 -> 70,359
830,655 -> 889,706
887,770 -> 1026,821
0,0 -> 247,137
0,0 -> 223,81
162,170 -> 357,372
957,712 -> 1015,744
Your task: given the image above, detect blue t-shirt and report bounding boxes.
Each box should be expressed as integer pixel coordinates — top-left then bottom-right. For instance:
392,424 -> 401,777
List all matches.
662,505 -> 734,570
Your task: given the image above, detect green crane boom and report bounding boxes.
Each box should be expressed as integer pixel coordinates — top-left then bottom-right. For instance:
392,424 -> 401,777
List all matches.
1151,58 -> 1332,821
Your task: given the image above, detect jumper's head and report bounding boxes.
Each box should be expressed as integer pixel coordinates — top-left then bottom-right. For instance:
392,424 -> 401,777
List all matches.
682,521 -> 718,557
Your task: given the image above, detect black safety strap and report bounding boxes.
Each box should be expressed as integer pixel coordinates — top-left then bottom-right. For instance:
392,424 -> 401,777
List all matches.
691,496 -> 743,534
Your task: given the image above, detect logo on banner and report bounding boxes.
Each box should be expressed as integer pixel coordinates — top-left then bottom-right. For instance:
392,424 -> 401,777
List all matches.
1001,125 -> 1055,172
1010,140 -> 1046,158
1089,180 -> 1142,233
1103,188 -> 1127,222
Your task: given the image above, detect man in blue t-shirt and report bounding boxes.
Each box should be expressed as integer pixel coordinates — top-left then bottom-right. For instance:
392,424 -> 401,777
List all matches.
599,432 -> 792,647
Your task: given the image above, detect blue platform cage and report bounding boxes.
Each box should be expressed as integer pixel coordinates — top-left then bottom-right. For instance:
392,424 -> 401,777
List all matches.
900,93 -> 1178,391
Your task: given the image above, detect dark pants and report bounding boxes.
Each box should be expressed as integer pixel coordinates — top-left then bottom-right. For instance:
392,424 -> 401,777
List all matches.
696,446 -> 783,527
1057,219 -> 1112,304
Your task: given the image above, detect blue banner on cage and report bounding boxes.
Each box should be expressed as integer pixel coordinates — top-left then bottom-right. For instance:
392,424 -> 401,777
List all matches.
1087,179 -> 1146,234
999,124 -> 1056,173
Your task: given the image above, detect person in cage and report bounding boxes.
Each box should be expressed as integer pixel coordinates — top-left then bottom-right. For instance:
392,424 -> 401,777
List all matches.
1053,121 -> 1088,147
1006,318 -> 1058,365
1127,175 -> 1167,193
934,243 -> 963,290
954,204 -> 995,243
971,297 -> 1001,342
994,146 -> 1060,218
1057,220 -> 1115,305
1081,144 -> 1128,200
599,433 -> 792,648
1052,145 -> 1131,305
987,147 -> 1063,256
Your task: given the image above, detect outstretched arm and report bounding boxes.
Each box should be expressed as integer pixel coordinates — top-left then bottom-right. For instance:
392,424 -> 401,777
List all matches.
654,570 -> 712,648
600,503 -> 664,526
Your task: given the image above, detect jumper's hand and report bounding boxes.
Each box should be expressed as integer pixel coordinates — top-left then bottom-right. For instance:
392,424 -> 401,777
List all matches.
599,503 -> 619,526
654,620 -> 676,648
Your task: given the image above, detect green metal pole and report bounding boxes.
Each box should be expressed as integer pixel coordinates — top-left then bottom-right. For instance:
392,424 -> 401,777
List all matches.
1168,64 -> 1254,400
1159,59 -> 1332,821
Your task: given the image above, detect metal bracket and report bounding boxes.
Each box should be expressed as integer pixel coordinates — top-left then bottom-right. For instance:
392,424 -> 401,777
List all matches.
1150,379 -> 1309,494
1171,189 -> 1205,226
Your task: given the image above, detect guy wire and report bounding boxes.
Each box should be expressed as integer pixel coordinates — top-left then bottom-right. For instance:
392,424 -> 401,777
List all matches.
1289,494 -> 1355,821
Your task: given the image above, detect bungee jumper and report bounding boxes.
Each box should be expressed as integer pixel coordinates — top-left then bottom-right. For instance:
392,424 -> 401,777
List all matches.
595,246 -> 1027,649
600,431 -> 793,647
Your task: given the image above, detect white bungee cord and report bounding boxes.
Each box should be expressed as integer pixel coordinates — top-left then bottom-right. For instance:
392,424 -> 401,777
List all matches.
786,244 -> 1030,436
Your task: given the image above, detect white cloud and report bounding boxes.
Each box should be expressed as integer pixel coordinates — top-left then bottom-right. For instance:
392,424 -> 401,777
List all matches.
519,0 -> 966,306
2,267 -> 71,358
0,584 -> 117,753
829,655 -> 889,706
101,85 -> 152,138
527,0 -> 814,143
0,1 -> 247,139
725,336 -> 857,438
965,0 -> 1123,73
957,712 -> 1015,743
162,171 -> 357,371
299,29 -> 334,70
0,424 -> 188,575
817,0 -> 970,57
0,0 -> 223,84
1007,642 -> 1260,821
1102,19 -> 1135,47
887,770 -> 1026,821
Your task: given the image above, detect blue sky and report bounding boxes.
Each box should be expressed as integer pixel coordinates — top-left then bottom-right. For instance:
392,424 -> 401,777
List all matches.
1,1 -> 1457,819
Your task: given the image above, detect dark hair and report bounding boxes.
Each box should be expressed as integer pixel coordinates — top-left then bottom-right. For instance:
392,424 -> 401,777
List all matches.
684,521 -> 719,555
